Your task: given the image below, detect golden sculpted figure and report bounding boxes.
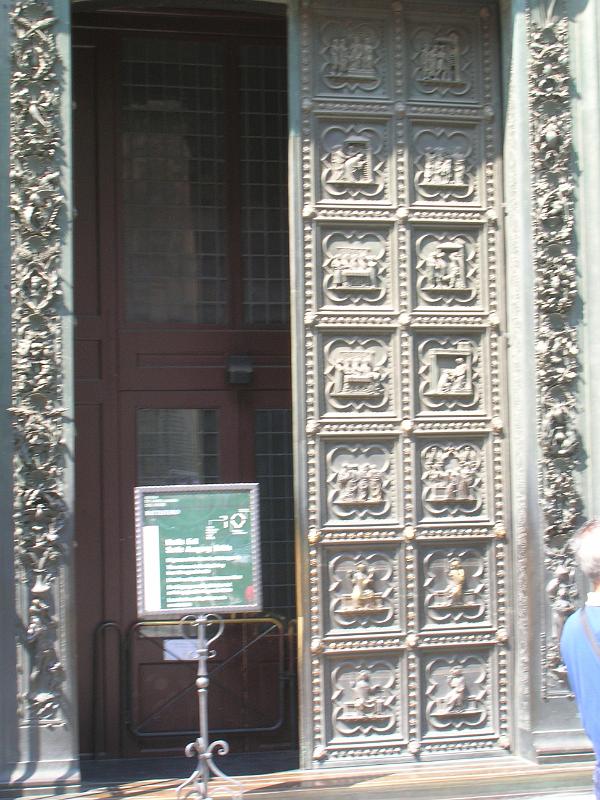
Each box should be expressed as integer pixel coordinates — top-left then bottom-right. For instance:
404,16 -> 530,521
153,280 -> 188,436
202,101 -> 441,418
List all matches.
445,558 -> 466,605
350,563 -> 376,608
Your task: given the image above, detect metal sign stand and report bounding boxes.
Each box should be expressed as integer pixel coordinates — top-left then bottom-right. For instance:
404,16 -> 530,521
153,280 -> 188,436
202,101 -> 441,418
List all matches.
177,614 -> 243,800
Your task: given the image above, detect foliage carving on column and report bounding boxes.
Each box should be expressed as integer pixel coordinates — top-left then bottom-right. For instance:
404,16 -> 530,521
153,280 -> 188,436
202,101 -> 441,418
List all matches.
10,0 -> 68,723
529,0 -> 581,694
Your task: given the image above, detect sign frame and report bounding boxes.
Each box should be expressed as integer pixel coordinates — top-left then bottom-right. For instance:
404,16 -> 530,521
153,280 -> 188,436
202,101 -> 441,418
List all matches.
134,482 -> 262,618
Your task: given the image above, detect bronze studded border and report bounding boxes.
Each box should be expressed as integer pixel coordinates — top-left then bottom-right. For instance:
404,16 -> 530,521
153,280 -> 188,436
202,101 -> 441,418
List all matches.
528,3 -> 582,695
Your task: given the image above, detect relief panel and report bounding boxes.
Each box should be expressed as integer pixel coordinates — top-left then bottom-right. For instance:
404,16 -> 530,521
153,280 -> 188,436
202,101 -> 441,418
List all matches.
407,17 -> 482,103
420,650 -> 496,739
409,122 -> 482,207
418,544 -> 491,629
325,656 -> 405,743
317,226 -> 393,310
321,333 -> 395,416
410,226 -> 484,311
415,437 -> 491,523
314,15 -> 392,98
317,119 -> 393,206
324,547 -> 403,632
321,439 -> 399,526
415,332 -> 487,416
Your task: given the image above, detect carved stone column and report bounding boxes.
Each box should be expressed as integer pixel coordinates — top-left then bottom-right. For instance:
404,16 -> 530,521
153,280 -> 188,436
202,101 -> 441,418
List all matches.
7,0 -> 79,784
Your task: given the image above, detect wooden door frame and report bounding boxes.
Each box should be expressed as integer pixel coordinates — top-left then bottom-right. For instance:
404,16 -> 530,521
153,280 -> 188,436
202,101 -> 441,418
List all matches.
73,9 -> 293,757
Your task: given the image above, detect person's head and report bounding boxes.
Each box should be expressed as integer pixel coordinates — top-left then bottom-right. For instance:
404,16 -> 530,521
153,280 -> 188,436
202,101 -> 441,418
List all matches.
572,519 -> 600,591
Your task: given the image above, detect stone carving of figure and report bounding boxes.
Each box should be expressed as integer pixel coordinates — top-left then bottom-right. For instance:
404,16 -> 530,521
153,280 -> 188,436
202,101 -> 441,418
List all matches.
328,38 -> 344,75
423,244 -> 466,291
335,34 -> 376,75
350,563 -> 376,608
422,149 -> 435,183
437,357 -> 469,394
352,670 -> 380,714
420,42 -> 440,81
356,463 -> 370,502
539,180 -> 572,226
443,666 -> 467,712
337,463 -> 384,503
333,352 -> 383,397
330,146 -> 347,182
440,153 -> 453,183
344,147 -> 368,182
551,583 -> 575,641
367,465 -> 384,501
425,246 -> 447,286
444,462 -> 473,501
546,565 -> 576,641
425,444 -> 480,509
329,247 -> 379,290
444,558 -> 466,605
421,148 -> 466,187
349,36 -> 362,71
326,30 -> 378,90
337,463 -> 355,500
329,140 -> 372,185
443,33 -> 460,81
347,469 -> 361,500
542,401 -> 578,458
331,255 -> 345,288
419,33 -> 461,84
452,155 -> 466,185
446,249 -> 465,288
457,462 -> 474,499
361,38 -> 376,73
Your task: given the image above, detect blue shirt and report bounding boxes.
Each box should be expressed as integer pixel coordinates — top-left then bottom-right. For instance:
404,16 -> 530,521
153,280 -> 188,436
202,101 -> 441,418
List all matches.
561,605 -> 600,756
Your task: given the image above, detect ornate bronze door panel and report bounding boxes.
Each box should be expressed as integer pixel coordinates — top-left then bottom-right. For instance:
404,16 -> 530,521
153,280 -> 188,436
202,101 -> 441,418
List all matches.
293,0 -> 510,766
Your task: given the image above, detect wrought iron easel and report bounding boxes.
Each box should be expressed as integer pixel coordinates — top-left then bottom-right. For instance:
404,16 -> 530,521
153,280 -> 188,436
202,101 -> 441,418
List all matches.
176,614 -> 243,800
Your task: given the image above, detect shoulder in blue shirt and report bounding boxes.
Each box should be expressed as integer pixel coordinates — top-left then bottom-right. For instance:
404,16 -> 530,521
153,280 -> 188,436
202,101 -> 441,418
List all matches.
561,606 -> 600,756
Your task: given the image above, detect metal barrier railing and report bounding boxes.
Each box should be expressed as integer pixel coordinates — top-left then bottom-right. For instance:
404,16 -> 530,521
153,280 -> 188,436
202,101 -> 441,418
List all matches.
92,615 -> 297,755
91,620 -> 124,758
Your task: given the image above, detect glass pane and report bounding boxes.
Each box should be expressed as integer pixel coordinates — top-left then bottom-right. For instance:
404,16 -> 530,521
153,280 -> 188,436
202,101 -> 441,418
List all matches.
122,39 -> 227,324
137,409 -> 219,485
255,409 -> 295,618
240,45 -> 290,326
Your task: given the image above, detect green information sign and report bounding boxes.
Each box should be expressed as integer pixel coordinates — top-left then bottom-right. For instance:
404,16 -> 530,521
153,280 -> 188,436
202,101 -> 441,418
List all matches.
134,483 -> 261,617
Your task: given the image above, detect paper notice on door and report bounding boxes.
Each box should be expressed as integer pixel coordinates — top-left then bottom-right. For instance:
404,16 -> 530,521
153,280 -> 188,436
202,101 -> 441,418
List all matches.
142,525 -> 161,611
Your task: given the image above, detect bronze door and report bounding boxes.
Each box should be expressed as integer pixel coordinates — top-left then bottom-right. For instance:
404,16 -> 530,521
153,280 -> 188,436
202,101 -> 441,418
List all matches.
73,11 -> 295,757
292,0 -> 511,767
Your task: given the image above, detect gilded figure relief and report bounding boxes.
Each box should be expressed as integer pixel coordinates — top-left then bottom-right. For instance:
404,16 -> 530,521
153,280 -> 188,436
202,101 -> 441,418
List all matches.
424,655 -> 489,734
423,548 -> 487,625
420,442 -> 484,518
328,551 -> 396,628
326,442 -> 395,522
331,660 -> 398,737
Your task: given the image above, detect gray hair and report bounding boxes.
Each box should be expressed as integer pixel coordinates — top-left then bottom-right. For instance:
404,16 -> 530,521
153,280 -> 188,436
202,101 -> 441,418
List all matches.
572,520 -> 600,584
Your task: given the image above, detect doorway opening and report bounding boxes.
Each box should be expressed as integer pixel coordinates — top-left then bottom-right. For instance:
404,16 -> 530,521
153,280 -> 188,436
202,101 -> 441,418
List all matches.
72,5 -> 298,764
